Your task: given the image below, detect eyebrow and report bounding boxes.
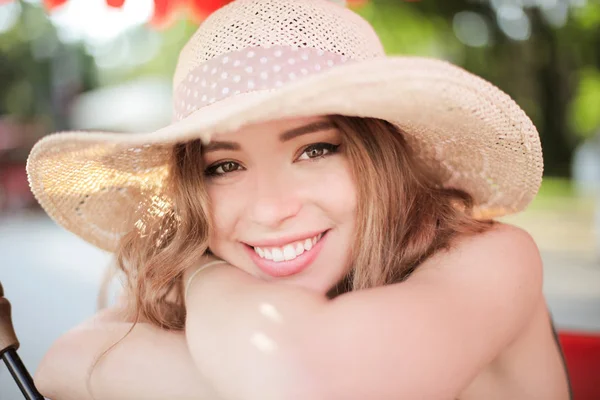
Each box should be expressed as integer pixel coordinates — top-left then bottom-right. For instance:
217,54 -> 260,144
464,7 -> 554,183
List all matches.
202,120 -> 335,154
279,120 -> 335,142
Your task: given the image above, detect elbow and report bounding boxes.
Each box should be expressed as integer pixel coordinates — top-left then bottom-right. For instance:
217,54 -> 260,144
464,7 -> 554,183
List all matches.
35,349 -> 59,399
35,335 -> 69,399
35,329 -> 93,400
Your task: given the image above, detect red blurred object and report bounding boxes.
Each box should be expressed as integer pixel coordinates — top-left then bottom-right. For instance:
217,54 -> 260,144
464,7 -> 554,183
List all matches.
43,0 -> 68,11
150,0 -> 178,27
559,332 -> 600,400
106,0 -> 126,7
188,0 -> 234,21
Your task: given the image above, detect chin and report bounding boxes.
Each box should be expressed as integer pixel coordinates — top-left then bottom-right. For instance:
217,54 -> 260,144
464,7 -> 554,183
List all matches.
276,266 -> 348,295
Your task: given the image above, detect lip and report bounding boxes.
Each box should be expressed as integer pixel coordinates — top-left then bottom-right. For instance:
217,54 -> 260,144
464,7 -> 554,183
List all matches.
244,230 -> 328,278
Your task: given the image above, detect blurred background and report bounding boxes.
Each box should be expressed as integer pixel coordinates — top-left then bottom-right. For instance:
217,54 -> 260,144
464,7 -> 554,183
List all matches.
0,0 -> 599,399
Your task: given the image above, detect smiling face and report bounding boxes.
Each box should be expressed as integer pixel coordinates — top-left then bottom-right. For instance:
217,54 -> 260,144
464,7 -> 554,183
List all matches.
202,116 -> 357,294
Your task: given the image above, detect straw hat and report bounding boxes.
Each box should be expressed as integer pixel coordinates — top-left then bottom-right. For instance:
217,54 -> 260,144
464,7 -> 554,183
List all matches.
26,0 -> 543,253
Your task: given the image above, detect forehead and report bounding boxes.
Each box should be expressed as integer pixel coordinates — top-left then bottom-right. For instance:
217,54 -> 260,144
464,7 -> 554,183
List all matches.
213,115 -> 330,140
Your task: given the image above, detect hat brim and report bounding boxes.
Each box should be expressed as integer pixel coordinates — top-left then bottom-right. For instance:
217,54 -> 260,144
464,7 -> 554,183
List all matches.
27,56 -> 543,252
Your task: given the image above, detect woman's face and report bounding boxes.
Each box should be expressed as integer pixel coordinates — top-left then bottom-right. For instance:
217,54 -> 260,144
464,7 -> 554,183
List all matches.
203,116 -> 357,294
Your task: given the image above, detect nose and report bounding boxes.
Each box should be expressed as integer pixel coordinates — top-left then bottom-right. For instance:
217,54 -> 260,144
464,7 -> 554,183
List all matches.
246,168 -> 302,228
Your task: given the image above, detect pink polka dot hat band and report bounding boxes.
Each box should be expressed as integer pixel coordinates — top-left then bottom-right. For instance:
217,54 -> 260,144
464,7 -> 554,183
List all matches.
173,46 -> 354,121
26,0 -> 543,252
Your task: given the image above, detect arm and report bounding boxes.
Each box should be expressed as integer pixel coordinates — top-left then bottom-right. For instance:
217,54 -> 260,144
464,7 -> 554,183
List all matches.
34,307 -> 224,400
185,224 -> 544,400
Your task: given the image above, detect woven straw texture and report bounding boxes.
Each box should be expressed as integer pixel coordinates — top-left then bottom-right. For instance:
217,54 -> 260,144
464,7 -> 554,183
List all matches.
172,0 -> 384,89
26,0 -> 543,253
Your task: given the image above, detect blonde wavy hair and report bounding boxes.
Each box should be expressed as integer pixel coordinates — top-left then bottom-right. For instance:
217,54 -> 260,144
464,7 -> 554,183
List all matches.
108,115 -> 494,331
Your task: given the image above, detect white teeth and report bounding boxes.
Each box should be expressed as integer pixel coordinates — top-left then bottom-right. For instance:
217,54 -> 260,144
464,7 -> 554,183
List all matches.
253,232 -> 325,262
264,248 -> 273,260
283,245 -> 296,261
304,238 -> 313,251
271,248 -> 284,262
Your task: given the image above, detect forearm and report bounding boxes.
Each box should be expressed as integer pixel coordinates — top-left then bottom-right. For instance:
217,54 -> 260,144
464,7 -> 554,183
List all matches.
36,308 -> 224,400
184,266 -> 329,400
91,321 -> 224,400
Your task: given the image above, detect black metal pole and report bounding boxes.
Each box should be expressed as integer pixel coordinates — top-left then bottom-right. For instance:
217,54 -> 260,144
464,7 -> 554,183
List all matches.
1,348 -> 44,400
1,282 -> 45,399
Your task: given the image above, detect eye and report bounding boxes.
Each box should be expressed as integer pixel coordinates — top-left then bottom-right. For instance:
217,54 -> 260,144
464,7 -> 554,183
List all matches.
204,161 -> 243,177
297,143 -> 340,161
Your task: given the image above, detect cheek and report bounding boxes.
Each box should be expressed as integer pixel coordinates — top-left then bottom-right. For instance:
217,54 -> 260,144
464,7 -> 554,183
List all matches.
206,185 -> 238,243
312,162 -> 357,221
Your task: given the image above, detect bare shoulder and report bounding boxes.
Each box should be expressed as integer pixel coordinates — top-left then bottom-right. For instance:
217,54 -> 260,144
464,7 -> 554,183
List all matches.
451,221 -> 540,257
470,221 -> 538,249
465,222 -> 542,281
413,221 -> 544,320
419,221 -> 543,278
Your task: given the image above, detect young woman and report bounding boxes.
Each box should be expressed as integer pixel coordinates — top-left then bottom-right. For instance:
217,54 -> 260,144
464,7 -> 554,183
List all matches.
27,0 -> 571,399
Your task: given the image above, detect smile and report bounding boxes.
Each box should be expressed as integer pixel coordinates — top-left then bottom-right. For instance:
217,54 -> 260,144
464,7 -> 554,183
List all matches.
253,233 -> 324,262
244,230 -> 329,278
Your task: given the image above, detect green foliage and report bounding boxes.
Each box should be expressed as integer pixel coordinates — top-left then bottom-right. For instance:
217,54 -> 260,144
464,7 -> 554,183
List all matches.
0,2 -> 54,119
537,176 -> 576,198
572,1 -> 600,31
569,68 -> 600,139
355,1 -> 459,58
